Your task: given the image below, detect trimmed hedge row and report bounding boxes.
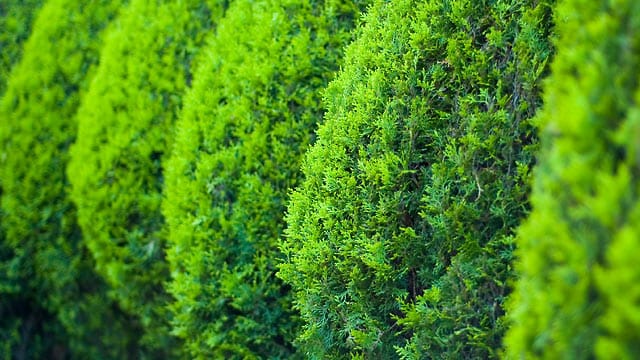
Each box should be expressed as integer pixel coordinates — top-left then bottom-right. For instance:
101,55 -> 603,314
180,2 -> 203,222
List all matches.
506,0 -> 640,358
67,0 -> 226,355
278,0 -> 554,357
0,0 -> 140,358
163,0 -> 369,357
5,0 -> 640,357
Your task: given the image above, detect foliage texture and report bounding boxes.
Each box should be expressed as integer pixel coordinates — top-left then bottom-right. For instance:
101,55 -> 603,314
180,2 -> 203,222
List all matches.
279,0 -> 554,358
0,0 -> 142,358
505,0 -> 640,358
163,0 -> 368,357
0,1 -> 45,358
67,0 -> 227,355
0,0 -> 43,95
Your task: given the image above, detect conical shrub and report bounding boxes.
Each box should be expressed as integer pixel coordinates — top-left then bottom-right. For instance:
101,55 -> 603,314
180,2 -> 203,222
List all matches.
279,0 -> 554,357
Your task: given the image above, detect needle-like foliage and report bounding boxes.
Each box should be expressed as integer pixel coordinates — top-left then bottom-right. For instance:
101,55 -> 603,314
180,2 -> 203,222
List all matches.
279,0 -> 554,357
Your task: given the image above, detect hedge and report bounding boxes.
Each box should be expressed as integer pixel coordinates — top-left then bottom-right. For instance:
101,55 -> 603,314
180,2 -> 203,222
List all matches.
0,0 -> 43,95
0,0 -> 140,358
278,0 -> 554,357
505,0 -> 640,358
67,0 -> 227,355
162,0 -> 368,357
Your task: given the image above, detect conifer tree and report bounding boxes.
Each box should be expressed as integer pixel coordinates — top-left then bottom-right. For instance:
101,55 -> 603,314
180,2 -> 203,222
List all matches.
0,0 -> 140,357
506,0 -> 640,358
163,0 -> 369,356
68,0 -> 227,354
279,0 -> 554,357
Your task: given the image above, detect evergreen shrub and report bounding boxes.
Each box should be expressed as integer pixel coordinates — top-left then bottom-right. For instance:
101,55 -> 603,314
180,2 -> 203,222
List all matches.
163,0 -> 368,357
505,0 -> 640,358
278,0 -> 554,358
67,0 -> 227,354
0,0 -> 140,357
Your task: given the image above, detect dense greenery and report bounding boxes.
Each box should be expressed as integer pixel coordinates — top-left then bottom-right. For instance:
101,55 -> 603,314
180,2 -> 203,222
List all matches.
163,0 -> 368,357
3,0 -> 640,357
0,0 -> 140,358
67,0 -> 226,354
279,0 -> 554,357
505,0 -> 640,358
0,1 -> 44,356
0,0 -> 43,95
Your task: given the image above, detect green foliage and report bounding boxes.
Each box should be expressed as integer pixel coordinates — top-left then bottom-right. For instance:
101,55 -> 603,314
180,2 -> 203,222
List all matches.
505,1 -> 640,358
0,10 -> 45,355
279,0 -> 554,357
67,0 -> 226,355
0,0 -> 141,357
0,0 -> 43,95
163,0 -> 368,357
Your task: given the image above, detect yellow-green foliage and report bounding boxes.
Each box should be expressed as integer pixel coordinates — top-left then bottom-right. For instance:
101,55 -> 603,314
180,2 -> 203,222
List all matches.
0,0 -> 140,357
279,0 -> 554,358
163,0 -> 368,356
68,0 -> 226,354
505,0 -> 640,358
0,0 -> 43,95
12,0 -> 640,358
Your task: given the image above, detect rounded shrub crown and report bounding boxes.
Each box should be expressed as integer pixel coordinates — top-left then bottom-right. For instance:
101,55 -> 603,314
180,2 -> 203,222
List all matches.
163,0 -> 368,357
506,0 -> 640,358
278,0 -> 554,358
0,0 -> 141,357
67,0 -> 226,353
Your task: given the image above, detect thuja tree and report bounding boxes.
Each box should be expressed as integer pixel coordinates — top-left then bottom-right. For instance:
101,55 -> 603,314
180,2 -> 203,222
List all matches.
0,0 -> 43,95
0,0 -> 140,358
278,0 -> 554,358
67,0 -> 226,354
505,0 -> 640,358
163,0 -> 368,356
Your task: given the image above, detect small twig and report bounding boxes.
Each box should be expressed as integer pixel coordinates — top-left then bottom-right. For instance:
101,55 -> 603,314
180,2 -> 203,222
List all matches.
474,170 -> 483,201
